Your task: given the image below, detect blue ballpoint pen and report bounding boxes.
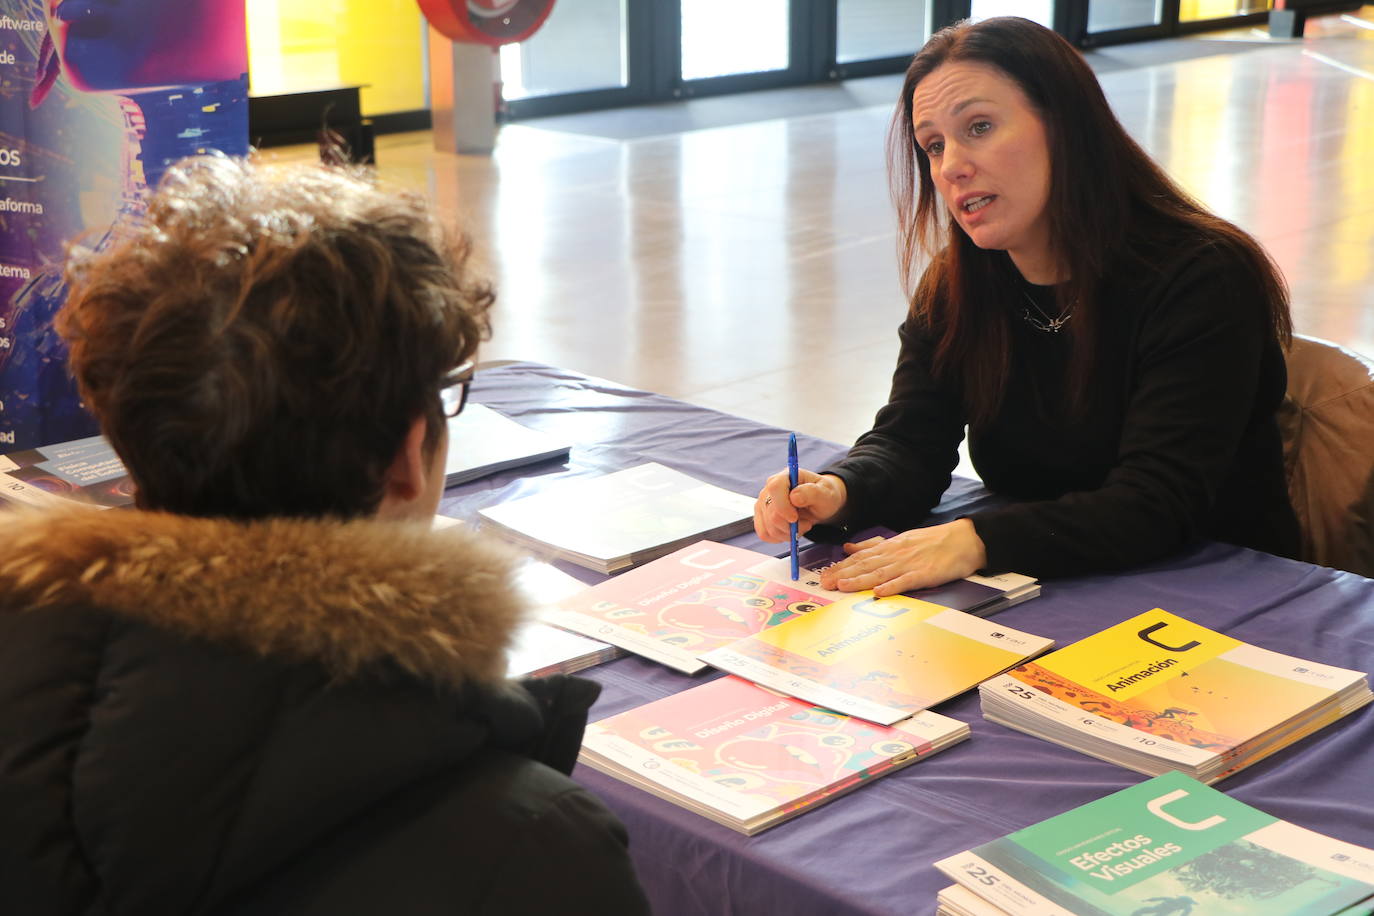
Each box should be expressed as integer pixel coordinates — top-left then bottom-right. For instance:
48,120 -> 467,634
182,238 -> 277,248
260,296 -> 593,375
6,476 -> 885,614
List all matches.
788,432 -> 799,581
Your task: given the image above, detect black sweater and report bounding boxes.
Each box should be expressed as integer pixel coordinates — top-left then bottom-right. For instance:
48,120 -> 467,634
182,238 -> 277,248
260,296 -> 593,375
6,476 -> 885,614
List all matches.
825,242 -> 1300,579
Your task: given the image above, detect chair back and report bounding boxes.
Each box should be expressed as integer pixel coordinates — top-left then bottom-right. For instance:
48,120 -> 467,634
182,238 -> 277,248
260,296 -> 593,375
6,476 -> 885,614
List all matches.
1277,335 -> 1374,577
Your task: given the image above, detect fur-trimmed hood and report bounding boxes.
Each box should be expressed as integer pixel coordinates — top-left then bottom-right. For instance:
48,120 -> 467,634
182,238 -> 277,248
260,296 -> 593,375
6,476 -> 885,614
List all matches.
0,507 -> 648,915
0,507 -> 526,688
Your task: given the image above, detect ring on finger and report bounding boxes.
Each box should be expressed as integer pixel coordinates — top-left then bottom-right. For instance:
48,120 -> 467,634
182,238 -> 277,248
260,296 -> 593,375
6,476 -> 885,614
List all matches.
764,495 -> 773,506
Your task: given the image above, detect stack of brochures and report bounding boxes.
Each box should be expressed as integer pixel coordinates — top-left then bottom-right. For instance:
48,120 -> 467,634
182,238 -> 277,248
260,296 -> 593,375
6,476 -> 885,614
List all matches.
506,622 -> 619,679
432,515 -> 620,678
477,463 -> 756,573
979,609 -> 1373,783
702,587 -> 1055,725
580,676 -> 969,835
505,550 -> 620,677
444,403 -> 571,486
934,771 -> 1374,916
546,539 -> 1043,678
545,540 -> 839,674
0,435 -> 135,510
797,536 -> 1039,618
568,538 -> 1051,831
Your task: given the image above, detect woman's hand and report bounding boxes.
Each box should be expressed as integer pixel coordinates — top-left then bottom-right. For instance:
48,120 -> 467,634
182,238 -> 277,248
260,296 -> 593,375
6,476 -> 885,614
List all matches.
816,519 -> 988,596
753,470 -> 847,542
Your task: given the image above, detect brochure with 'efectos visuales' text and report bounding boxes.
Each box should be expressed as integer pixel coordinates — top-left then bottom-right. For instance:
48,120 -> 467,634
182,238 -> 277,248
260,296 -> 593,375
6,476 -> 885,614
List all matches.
935,770 -> 1374,916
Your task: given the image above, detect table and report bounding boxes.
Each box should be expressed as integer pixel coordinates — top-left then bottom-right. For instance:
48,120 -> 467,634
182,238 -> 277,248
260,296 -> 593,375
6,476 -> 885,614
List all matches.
446,362 -> 1374,916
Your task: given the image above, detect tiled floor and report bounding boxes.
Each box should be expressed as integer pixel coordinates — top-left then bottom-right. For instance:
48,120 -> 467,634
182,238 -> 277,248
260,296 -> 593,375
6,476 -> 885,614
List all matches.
273,9 -> 1374,456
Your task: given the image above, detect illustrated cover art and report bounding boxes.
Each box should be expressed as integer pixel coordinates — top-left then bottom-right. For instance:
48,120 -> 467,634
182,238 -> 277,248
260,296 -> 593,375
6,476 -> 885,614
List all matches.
937,772 -> 1374,916
701,591 -> 1054,725
0,434 -> 134,508
546,541 -> 839,673
995,610 -> 1366,758
581,675 -> 965,834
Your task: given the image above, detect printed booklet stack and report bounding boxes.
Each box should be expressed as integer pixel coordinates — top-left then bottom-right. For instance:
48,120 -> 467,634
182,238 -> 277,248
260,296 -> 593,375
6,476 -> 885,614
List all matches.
934,771 -> 1374,916
432,515 -> 620,679
443,403 -> 571,486
505,558 -> 620,678
544,540 -> 840,674
566,539 -> 1051,832
547,539 -> 1043,677
979,609 -> 1373,783
477,463 -> 756,573
795,535 -> 1039,619
580,675 -> 969,835
701,587 -> 1054,725
0,435 -> 135,510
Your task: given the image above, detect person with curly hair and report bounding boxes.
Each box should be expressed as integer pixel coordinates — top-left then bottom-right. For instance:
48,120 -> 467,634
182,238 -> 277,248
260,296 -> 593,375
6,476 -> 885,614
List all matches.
0,156 -> 650,915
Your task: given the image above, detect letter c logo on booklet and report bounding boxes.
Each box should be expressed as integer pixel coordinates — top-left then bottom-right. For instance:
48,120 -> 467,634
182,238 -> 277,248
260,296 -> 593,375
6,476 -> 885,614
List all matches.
850,596 -> 910,619
1146,788 -> 1226,831
1137,621 -> 1202,653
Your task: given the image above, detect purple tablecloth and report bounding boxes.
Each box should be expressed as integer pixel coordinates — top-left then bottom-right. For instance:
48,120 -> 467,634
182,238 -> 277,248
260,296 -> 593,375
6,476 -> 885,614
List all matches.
448,362 -> 1374,916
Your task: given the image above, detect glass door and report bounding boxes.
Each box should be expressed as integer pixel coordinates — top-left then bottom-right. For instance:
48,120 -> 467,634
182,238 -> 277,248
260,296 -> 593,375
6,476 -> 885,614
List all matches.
501,0 -> 629,101
674,0 -> 814,98
502,0 -> 650,118
681,0 -> 791,81
834,0 -> 928,78
1089,0 -> 1166,31
969,0 -> 1054,26
1079,0 -> 1172,46
932,0 -> 1078,39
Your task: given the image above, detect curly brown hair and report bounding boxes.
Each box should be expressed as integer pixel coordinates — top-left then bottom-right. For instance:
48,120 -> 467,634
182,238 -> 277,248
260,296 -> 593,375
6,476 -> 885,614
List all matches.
57,156 -> 493,520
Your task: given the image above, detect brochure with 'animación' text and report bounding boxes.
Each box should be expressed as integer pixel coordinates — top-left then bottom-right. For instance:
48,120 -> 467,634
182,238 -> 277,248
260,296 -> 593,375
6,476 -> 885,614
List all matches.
978,609 -> 1373,783
702,590 -> 1055,725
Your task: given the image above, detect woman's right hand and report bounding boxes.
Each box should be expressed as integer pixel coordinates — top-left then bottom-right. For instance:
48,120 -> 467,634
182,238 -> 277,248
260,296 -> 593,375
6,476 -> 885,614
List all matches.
753,470 -> 848,542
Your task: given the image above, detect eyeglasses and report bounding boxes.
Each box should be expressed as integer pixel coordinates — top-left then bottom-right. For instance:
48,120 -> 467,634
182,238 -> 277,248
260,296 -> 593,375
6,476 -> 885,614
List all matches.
440,361 -> 475,418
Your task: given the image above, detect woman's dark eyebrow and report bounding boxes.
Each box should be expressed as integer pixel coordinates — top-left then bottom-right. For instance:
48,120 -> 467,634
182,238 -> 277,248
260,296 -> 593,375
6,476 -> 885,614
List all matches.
913,96 -> 993,132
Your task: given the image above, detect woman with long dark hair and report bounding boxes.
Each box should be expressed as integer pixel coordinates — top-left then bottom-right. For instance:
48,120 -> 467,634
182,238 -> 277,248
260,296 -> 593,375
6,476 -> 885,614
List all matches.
754,17 -> 1298,595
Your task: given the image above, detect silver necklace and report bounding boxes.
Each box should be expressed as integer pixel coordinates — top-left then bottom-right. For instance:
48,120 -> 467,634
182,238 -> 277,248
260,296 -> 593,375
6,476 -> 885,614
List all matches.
1019,287 -> 1073,333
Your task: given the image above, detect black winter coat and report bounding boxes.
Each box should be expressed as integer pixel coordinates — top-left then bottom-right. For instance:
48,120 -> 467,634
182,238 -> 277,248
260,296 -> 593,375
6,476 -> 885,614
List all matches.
0,508 -> 651,915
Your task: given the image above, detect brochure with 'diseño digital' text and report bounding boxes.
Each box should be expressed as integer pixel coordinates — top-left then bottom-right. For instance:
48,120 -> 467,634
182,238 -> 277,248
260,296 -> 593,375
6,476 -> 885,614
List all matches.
581,675 -> 968,835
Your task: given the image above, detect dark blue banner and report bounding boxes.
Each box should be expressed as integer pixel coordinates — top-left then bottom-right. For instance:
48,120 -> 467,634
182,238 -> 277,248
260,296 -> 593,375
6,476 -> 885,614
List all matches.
0,0 -> 248,449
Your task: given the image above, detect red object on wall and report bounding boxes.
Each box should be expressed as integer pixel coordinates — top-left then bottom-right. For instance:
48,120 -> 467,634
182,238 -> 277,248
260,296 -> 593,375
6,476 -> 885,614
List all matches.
417,0 -> 555,46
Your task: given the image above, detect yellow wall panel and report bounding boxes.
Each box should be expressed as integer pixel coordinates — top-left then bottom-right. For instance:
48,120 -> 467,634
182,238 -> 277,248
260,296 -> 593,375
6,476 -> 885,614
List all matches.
1178,0 -> 1270,21
247,0 -> 427,116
